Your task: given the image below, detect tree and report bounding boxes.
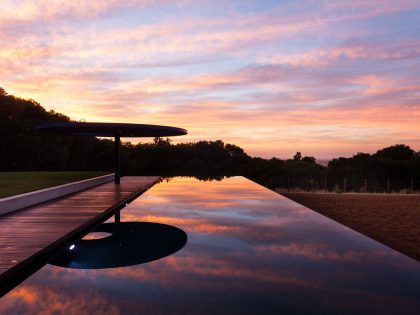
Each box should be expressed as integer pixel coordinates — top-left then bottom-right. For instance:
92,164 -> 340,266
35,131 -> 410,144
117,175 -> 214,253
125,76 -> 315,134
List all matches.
302,156 -> 316,163
153,137 -> 171,146
375,144 -> 415,161
293,152 -> 302,161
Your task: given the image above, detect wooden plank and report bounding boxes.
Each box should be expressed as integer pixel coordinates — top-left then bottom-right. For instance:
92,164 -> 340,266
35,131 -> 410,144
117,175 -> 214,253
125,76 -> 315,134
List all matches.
0,176 -> 160,295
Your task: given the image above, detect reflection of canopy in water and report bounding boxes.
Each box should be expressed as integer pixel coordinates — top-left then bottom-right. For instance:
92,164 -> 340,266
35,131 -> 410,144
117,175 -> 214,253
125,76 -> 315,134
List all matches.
50,222 -> 187,269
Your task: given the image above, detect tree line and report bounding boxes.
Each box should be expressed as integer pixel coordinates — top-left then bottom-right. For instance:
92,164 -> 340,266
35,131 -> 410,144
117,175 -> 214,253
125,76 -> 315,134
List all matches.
1,88 -> 419,192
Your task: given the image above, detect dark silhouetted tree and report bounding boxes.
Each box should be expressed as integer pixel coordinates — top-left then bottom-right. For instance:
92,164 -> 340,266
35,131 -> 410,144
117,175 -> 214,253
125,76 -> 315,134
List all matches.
293,152 -> 302,161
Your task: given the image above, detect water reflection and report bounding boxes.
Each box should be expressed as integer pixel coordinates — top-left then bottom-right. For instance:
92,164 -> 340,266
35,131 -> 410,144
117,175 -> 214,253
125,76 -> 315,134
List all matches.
1,177 -> 419,314
50,222 -> 187,269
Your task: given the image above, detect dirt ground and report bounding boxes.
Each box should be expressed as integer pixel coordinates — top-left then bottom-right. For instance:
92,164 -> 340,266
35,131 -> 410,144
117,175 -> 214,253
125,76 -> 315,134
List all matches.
279,191 -> 420,262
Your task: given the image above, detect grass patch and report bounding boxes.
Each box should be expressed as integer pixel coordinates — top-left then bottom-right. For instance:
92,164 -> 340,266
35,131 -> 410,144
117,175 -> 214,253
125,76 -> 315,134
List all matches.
0,171 -> 110,198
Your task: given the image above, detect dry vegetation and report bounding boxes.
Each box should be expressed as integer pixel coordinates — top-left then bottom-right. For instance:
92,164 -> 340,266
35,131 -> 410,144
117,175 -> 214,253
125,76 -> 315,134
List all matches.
279,191 -> 420,262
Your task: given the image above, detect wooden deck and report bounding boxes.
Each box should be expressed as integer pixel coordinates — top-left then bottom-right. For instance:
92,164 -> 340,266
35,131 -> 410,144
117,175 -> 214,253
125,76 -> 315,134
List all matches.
0,176 -> 160,296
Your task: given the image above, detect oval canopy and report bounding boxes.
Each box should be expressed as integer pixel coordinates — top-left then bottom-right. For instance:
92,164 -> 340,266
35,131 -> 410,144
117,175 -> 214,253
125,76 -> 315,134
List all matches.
36,122 -> 187,137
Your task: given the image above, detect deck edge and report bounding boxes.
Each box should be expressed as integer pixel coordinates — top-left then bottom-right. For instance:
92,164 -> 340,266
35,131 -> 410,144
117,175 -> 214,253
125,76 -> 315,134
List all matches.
0,174 -> 114,216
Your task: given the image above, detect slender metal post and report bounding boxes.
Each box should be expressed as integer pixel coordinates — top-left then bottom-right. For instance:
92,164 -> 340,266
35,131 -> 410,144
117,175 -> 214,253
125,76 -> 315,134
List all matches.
115,136 -> 121,184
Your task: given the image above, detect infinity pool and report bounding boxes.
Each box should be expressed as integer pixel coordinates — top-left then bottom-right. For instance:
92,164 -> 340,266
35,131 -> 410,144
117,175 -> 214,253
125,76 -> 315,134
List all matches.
1,177 -> 419,314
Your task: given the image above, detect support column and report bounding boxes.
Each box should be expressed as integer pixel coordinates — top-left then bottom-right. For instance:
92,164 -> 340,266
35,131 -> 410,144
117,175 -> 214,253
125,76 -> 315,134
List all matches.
115,136 -> 121,184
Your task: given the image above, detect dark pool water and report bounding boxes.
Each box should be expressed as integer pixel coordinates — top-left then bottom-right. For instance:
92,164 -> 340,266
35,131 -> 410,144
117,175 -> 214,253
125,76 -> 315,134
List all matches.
1,177 -> 419,314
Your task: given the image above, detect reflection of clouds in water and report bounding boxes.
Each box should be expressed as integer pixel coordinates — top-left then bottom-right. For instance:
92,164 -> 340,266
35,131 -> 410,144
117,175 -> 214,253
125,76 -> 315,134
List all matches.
123,214 -> 243,234
128,177 -> 322,223
2,177 -> 420,314
123,178 -> 382,253
0,285 -> 120,315
3,243 -> 412,315
256,243 -> 372,262
122,176 -> 417,267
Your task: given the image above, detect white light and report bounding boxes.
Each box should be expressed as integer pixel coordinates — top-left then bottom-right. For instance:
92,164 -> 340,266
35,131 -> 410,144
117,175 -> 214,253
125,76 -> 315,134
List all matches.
69,244 -> 75,250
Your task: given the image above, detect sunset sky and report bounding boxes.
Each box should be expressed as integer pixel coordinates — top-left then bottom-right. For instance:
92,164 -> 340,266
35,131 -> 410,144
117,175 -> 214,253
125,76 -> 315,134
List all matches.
1,0 -> 419,159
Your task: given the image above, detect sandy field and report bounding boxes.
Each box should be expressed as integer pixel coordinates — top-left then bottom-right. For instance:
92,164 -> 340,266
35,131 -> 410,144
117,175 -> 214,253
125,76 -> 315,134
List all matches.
279,191 -> 420,262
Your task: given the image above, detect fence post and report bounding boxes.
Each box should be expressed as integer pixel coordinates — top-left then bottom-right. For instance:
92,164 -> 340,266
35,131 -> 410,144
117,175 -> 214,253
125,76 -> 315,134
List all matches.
343,177 -> 347,193
411,178 -> 414,192
387,178 -> 390,193
364,178 -> 367,193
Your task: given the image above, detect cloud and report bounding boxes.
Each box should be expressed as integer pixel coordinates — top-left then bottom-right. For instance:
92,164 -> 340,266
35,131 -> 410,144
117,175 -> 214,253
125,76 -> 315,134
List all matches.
261,40 -> 420,66
1,0 -> 419,158
0,0 -> 174,22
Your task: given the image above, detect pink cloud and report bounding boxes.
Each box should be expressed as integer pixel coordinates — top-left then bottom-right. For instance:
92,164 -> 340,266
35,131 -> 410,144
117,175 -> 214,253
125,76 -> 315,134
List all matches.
0,0 -> 419,158
0,0 -> 175,22
263,40 -> 420,66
